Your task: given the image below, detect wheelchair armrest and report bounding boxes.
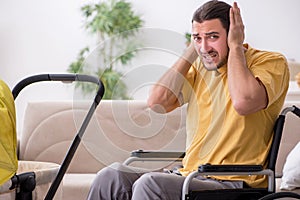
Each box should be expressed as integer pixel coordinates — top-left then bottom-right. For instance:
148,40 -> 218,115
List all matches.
182,165 -> 274,199
198,163 -> 263,173
130,150 -> 185,158
123,150 -> 185,165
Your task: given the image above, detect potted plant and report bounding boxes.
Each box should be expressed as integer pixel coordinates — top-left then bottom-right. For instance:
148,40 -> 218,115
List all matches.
68,0 -> 144,99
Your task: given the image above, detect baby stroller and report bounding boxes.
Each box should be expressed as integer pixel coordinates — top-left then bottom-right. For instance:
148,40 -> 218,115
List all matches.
0,74 -> 104,200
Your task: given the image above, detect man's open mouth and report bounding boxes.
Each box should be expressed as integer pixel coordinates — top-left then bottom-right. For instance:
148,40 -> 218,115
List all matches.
202,52 -> 218,63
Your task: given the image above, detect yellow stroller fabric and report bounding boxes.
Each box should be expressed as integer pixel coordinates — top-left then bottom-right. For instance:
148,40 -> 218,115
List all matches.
0,80 -> 18,185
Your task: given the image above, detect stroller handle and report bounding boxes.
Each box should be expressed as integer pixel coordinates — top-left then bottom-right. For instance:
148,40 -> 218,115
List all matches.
12,74 -> 105,105
11,73 -> 105,200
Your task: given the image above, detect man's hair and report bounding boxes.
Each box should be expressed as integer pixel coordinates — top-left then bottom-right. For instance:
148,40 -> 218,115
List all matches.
192,0 -> 231,33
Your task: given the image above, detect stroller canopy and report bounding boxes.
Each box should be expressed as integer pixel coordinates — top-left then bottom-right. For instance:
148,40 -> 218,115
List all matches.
0,80 -> 17,185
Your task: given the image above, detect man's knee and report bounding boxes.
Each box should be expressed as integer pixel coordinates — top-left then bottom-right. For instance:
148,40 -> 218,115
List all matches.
133,172 -> 164,192
91,163 -> 117,188
132,172 -> 182,200
88,162 -> 135,200
132,172 -> 160,199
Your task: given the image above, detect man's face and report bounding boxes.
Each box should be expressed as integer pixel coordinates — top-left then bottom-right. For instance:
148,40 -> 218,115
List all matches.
192,19 -> 228,71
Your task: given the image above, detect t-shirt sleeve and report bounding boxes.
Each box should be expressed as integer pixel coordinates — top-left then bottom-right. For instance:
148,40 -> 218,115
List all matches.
249,53 -> 290,108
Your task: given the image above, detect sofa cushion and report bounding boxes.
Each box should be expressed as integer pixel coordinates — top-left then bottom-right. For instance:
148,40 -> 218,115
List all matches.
288,61 -> 300,81
276,178 -> 300,195
62,173 -> 96,200
276,101 -> 300,176
19,100 -> 187,173
280,142 -> 300,190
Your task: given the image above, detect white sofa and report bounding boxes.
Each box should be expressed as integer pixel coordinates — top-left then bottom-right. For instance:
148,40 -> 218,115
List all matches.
19,100 -> 187,199
17,61 -> 300,200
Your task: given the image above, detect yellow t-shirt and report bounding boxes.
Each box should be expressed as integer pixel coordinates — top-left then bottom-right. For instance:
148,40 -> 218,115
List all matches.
179,44 -> 290,188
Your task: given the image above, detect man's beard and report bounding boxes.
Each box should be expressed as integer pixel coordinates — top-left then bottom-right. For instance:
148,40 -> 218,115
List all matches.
200,51 -> 228,71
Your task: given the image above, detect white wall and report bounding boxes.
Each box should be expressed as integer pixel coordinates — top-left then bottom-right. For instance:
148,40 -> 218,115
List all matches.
1,0 -> 299,86
1,0 -> 299,130
239,0 -> 300,61
132,0 -> 300,61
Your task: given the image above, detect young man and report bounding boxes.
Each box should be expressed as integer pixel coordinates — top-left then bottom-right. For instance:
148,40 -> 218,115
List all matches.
87,1 -> 289,199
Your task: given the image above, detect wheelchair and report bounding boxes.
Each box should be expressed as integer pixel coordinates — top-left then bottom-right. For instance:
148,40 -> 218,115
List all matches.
124,105 -> 300,200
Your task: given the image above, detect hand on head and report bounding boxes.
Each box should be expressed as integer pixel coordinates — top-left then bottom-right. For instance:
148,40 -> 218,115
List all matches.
228,2 -> 245,49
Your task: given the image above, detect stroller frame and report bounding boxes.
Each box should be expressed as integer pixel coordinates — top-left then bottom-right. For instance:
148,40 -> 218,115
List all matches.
9,74 -> 104,200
